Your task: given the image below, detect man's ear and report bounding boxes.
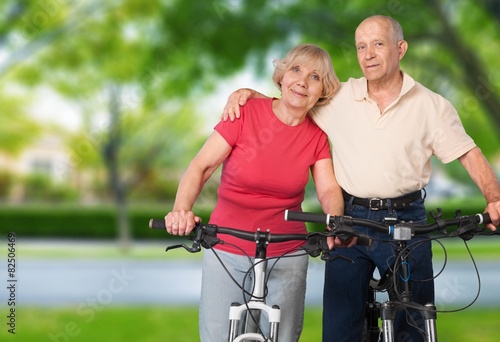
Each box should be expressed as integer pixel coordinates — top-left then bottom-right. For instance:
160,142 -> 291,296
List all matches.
398,40 -> 408,60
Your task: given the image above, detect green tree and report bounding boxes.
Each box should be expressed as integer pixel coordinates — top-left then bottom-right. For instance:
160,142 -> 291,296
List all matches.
1,0 -> 498,241
2,0 -> 210,249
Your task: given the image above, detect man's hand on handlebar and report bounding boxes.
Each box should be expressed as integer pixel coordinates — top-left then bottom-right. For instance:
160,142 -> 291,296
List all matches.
221,88 -> 262,122
165,210 -> 201,236
485,201 -> 500,231
327,236 -> 358,250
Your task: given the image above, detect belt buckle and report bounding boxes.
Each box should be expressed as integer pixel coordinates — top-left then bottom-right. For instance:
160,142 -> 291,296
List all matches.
369,198 -> 383,210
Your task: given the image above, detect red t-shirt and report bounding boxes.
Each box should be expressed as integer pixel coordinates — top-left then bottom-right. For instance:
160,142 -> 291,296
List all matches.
210,98 -> 331,257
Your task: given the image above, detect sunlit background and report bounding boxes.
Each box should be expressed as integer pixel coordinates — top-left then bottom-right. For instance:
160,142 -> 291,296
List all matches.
0,0 -> 499,341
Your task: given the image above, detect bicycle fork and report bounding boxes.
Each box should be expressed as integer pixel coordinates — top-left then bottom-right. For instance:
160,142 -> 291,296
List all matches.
380,241 -> 438,342
228,237 -> 281,342
380,301 -> 437,342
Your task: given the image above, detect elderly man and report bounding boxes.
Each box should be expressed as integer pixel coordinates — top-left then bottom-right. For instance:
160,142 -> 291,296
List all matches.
222,15 -> 500,341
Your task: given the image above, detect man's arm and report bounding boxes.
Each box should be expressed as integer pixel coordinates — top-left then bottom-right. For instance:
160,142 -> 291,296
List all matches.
221,88 -> 269,121
458,146 -> 500,231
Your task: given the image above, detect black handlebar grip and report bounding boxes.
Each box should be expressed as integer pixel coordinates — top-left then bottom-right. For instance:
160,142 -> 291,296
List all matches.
479,213 -> 492,225
149,219 -> 166,229
356,235 -> 372,247
284,210 -> 330,224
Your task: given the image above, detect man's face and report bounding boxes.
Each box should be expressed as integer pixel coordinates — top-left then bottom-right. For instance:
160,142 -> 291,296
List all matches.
355,18 -> 404,83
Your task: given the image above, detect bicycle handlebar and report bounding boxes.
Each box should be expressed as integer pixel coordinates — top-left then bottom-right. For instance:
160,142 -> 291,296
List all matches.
284,209 -> 492,240
149,208 -> 493,260
149,219 -> 309,242
148,218 -> 369,260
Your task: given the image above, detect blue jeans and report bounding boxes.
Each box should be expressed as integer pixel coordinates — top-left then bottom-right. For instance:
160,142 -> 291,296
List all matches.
323,198 -> 434,342
199,249 -> 308,342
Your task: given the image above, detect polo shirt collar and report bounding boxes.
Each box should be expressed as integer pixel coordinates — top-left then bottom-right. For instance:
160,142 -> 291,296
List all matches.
352,70 -> 416,101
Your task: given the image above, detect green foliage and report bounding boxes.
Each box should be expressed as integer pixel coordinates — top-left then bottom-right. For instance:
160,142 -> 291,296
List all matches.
0,204 -> 117,239
0,171 -> 15,199
23,173 -> 79,202
1,0 -> 499,203
0,88 -> 41,154
0,198 -> 489,248
128,172 -> 180,201
0,204 -> 212,239
425,196 -> 487,219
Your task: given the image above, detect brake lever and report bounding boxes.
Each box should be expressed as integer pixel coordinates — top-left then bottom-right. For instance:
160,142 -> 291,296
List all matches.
165,240 -> 202,253
312,230 -> 353,263
321,252 -> 354,263
449,217 -> 484,241
164,223 -> 221,253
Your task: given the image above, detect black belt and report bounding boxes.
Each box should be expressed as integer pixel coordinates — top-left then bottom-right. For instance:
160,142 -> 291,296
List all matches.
342,190 -> 422,211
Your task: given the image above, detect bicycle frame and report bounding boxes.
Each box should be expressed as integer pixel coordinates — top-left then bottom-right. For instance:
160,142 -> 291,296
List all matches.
284,208 -> 493,342
151,209 -> 494,341
148,220 -> 332,342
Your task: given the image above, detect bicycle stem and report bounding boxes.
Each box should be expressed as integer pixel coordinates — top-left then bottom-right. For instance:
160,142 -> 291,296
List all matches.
251,232 -> 269,301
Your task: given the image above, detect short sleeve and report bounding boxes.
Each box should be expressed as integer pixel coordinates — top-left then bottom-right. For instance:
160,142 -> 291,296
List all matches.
316,132 -> 332,161
432,96 -> 476,163
214,109 -> 245,147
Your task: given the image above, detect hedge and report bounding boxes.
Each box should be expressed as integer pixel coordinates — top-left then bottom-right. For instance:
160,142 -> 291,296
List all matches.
0,204 -> 211,240
0,199 -> 486,239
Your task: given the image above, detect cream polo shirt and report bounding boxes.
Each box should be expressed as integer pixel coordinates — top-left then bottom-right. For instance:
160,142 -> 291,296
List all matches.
310,72 -> 476,199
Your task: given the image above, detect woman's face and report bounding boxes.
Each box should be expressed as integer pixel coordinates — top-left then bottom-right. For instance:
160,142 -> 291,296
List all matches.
280,63 -> 324,111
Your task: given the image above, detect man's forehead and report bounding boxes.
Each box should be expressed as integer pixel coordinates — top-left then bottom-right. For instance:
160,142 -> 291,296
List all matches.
355,21 -> 391,42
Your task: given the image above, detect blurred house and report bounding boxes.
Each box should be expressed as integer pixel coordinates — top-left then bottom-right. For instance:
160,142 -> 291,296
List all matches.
0,134 -> 74,202
18,135 -> 72,182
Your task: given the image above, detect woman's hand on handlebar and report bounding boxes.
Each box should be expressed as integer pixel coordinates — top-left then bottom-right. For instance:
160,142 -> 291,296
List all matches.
165,210 -> 201,236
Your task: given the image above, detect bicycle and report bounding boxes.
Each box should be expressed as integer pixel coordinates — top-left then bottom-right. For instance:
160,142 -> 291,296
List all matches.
284,208 -> 496,342
148,218 -> 369,341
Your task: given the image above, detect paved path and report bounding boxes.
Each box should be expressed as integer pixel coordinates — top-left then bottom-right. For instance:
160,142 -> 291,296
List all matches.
1,257 -> 499,308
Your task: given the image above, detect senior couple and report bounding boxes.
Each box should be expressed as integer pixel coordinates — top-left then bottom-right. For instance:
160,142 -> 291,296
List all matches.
165,15 -> 500,342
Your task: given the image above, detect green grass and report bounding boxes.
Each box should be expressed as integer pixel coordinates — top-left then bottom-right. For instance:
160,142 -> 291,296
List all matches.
2,233 -> 497,341
1,306 -> 498,341
431,236 -> 500,261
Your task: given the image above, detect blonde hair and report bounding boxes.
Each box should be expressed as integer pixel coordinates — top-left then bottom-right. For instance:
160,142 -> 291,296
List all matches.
272,44 -> 339,106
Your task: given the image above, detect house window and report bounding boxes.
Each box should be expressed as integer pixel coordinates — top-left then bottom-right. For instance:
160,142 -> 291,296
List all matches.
31,159 -> 53,176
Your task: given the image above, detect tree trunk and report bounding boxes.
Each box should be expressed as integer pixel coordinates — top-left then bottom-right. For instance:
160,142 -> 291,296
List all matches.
429,0 -> 500,135
103,85 -> 131,253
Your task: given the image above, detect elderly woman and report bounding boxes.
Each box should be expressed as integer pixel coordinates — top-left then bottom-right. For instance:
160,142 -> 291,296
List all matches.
165,44 -> 343,342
